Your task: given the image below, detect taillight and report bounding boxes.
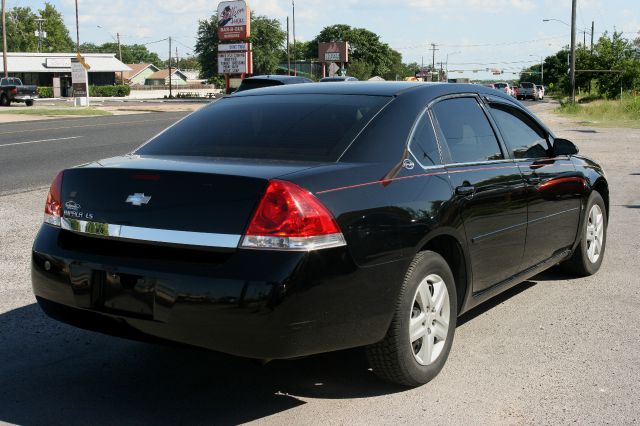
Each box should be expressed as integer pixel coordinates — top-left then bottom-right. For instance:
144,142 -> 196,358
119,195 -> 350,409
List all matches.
44,171 -> 63,226
10,87 -> 17,95
241,180 -> 346,251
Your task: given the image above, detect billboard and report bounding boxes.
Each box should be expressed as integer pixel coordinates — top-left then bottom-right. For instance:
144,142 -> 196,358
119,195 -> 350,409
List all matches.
218,51 -> 252,74
217,1 -> 251,41
318,42 -> 349,63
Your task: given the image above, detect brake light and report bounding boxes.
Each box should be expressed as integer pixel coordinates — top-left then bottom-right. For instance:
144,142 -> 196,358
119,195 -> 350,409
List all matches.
10,87 -> 17,95
241,180 -> 346,251
44,171 -> 63,226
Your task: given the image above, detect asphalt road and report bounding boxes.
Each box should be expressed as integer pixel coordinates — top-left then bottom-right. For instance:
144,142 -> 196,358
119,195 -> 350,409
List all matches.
0,111 -> 189,195
0,101 -> 639,425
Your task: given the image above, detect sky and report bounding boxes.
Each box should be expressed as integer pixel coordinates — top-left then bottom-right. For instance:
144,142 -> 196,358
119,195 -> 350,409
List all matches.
7,0 -> 640,80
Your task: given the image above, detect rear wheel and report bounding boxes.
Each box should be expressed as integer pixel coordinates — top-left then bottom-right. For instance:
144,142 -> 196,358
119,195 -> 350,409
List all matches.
25,100 -> 34,107
0,94 -> 9,107
366,251 -> 457,387
561,191 -> 607,276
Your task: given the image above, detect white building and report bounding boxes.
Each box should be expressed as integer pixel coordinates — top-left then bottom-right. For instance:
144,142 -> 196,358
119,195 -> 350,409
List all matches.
0,52 -> 130,97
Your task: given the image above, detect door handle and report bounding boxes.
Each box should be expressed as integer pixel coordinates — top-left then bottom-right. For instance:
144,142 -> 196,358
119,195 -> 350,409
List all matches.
526,175 -> 541,185
455,185 -> 475,196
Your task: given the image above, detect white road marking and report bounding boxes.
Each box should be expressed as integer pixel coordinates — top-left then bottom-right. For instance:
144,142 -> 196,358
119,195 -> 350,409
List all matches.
0,136 -> 83,147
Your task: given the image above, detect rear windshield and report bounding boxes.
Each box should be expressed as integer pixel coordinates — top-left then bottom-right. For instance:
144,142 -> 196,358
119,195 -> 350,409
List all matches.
135,94 -> 390,162
494,83 -> 508,89
236,79 -> 284,92
520,82 -> 534,88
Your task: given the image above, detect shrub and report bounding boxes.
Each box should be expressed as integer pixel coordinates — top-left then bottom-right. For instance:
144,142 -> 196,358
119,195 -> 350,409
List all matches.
88,85 -> 131,97
38,86 -> 53,98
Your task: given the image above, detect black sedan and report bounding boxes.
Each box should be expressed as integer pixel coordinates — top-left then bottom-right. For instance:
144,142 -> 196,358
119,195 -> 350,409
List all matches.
32,82 -> 608,387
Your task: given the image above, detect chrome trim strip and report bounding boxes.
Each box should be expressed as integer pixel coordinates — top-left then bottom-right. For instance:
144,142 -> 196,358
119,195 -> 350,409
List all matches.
60,217 -> 241,248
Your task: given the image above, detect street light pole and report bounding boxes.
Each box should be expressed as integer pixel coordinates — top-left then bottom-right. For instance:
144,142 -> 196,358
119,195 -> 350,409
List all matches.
570,0 -> 577,103
292,0 -> 296,76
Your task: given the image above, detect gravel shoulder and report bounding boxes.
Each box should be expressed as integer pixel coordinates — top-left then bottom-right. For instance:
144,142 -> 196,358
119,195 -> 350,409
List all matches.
0,102 -> 639,425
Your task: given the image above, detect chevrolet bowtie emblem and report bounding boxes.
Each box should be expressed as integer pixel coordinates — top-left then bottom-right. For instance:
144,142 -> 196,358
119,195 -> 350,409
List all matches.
126,193 -> 152,206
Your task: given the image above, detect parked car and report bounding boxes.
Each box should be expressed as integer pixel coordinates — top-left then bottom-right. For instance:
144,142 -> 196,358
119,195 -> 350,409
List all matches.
320,76 -> 359,82
235,75 -> 312,92
517,82 -> 538,101
0,77 -> 38,106
536,85 -> 545,100
33,82 -> 608,387
492,82 -> 511,96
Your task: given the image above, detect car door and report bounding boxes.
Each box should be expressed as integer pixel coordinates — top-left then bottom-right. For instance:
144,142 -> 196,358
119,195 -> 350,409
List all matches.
431,96 -> 528,293
486,100 -> 583,267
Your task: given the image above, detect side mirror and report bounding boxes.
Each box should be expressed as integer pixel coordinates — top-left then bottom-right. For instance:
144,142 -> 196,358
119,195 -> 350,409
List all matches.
553,138 -> 579,156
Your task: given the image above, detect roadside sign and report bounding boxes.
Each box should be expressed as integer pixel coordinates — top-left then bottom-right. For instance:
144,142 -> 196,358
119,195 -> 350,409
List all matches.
328,62 -> 340,76
76,52 -> 91,71
218,51 -> 252,74
71,58 -> 89,106
318,42 -> 349,63
218,42 -> 250,52
217,1 -> 251,41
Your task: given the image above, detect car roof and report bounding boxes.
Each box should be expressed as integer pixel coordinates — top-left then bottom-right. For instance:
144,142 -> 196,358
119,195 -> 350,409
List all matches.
243,75 -> 312,84
229,81 -> 511,99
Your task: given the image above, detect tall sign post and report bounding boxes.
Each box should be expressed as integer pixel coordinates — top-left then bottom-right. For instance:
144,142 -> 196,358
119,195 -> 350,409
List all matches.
318,42 -> 349,78
72,53 -> 90,107
217,1 -> 252,93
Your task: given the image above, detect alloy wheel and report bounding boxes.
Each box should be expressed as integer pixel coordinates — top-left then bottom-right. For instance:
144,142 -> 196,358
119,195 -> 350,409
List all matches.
409,274 -> 450,366
586,204 -> 604,263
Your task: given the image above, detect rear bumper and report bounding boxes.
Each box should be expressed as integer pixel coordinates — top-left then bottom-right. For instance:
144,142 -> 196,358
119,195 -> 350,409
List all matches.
14,95 -> 38,101
32,224 -> 408,359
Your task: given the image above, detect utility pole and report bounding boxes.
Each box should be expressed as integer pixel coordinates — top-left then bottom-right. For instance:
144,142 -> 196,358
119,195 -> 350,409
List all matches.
292,0 -> 296,76
541,58 -> 544,86
176,46 -> 179,70
168,36 -> 172,99
117,32 -> 123,83
590,21 -> 594,53
1,0 -> 7,78
74,0 -> 80,52
286,16 -> 290,75
570,0 -> 577,103
429,43 -> 439,81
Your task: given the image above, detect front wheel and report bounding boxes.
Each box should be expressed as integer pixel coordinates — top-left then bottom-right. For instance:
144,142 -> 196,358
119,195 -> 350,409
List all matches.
561,191 -> 607,276
366,251 -> 457,387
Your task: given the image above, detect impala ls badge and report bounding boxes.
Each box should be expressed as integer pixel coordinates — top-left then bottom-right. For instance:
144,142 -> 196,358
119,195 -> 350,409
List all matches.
126,193 -> 151,206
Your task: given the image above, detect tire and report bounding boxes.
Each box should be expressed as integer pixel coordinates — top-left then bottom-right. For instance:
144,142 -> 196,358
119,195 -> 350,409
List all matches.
25,100 -> 34,107
366,251 -> 457,387
0,94 -> 9,107
561,191 -> 607,276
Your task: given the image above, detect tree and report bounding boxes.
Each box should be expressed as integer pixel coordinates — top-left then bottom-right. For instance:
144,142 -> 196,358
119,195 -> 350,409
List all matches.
4,7 -> 38,52
39,2 -> 74,52
80,42 -> 162,65
0,3 -> 74,52
250,15 -> 286,75
195,13 -> 286,80
310,25 -> 397,77
194,16 -> 219,82
591,31 -> 638,98
347,59 -> 374,80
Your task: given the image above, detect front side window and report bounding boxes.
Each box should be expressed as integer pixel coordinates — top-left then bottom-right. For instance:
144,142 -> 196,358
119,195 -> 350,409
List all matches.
432,97 -> 503,163
409,112 -> 441,166
489,103 -> 549,159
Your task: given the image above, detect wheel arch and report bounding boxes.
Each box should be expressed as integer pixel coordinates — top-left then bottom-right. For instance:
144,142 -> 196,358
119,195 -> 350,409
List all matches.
417,230 -> 470,315
592,177 -> 609,219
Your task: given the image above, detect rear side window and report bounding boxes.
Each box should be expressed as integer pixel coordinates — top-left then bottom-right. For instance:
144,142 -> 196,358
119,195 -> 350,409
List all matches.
409,112 -> 441,166
489,103 -> 549,159
432,97 -> 503,163
136,94 -> 390,162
